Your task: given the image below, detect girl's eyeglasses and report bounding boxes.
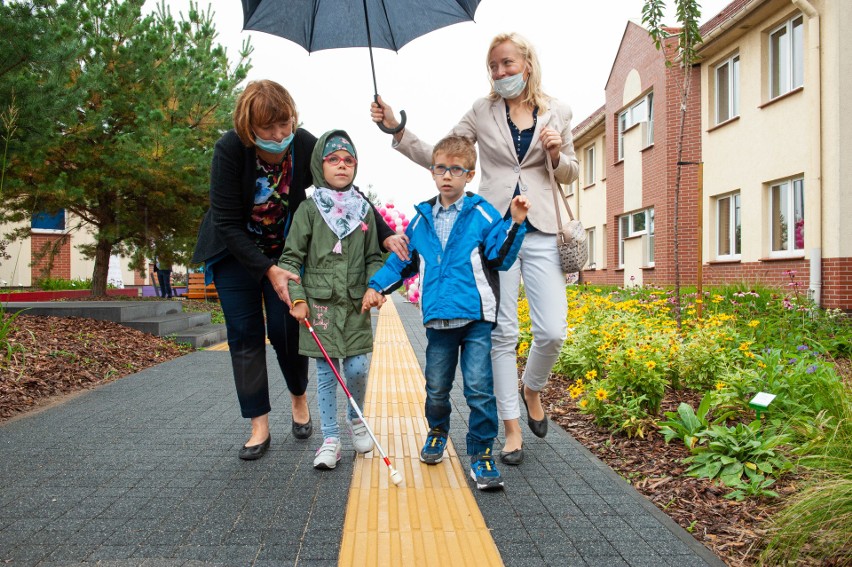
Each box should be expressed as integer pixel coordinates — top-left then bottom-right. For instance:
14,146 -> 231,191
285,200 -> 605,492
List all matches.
323,155 -> 357,167
430,165 -> 470,177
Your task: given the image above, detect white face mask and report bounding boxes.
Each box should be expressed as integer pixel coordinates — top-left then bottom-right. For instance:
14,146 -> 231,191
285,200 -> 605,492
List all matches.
493,71 -> 527,100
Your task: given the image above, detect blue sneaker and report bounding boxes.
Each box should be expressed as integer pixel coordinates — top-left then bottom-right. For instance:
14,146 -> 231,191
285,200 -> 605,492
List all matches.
419,428 -> 447,464
469,449 -> 504,491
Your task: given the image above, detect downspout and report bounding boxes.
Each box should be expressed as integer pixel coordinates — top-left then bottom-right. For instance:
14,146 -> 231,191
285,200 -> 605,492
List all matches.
791,0 -> 822,306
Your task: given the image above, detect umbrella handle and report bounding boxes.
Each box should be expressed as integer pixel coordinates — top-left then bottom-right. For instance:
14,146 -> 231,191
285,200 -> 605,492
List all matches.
374,94 -> 406,134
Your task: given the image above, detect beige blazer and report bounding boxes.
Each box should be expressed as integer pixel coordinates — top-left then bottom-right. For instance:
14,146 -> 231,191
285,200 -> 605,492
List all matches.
394,96 -> 579,234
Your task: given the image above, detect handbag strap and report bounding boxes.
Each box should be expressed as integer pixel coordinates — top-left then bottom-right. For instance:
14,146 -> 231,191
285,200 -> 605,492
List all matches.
546,156 -> 575,233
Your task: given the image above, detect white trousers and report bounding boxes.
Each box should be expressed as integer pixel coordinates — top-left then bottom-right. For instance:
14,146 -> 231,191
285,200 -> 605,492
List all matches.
491,231 -> 568,421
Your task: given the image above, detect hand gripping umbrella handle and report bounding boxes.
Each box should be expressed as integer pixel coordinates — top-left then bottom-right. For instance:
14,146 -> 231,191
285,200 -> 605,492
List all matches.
374,95 -> 406,135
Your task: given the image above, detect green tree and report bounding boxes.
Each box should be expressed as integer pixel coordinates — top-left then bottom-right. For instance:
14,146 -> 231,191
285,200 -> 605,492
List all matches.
0,0 -> 251,295
642,0 -> 703,329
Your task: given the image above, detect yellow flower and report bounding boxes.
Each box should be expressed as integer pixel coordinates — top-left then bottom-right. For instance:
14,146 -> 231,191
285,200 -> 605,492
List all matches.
595,388 -> 608,401
646,361 -> 657,370
748,320 -> 760,328
579,399 -> 589,409
626,347 -> 636,358
739,342 -> 751,351
585,369 -> 598,380
715,381 -> 725,391
757,361 -> 767,369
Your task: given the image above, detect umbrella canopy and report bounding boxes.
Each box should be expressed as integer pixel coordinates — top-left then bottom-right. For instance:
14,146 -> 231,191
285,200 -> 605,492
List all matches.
242,0 -> 481,52
240,0 -> 482,133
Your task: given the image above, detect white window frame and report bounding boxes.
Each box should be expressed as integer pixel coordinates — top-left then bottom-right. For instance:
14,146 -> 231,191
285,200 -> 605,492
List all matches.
618,208 -> 655,268
769,15 -> 804,99
768,177 -> 804,256
716,192 -> 741,259
584,145 -> 596,186
617,92 -> 654,160
715,54 -> 740,124
586,227 -> 596,269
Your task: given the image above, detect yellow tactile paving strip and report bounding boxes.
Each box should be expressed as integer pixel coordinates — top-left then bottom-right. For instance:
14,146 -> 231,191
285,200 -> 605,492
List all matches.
339,299 -> 503,566
203,302 -> 503,565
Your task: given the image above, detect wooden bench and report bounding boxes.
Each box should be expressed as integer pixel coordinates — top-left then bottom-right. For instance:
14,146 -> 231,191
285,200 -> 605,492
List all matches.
184,272 -> 218,301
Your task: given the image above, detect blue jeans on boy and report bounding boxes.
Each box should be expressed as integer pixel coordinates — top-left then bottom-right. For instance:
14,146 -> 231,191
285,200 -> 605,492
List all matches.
424,320 -> 497,456
315,355 -> 369,439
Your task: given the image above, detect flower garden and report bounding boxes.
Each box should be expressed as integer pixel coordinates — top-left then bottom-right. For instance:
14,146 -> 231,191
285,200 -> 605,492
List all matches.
518,271 -> 852,564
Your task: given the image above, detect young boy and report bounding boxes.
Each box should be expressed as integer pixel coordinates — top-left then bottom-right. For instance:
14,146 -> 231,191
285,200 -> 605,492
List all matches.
362,135 -> 530,490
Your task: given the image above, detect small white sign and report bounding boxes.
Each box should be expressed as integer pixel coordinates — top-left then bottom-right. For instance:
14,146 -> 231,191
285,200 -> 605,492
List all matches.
750,392 -> 776,408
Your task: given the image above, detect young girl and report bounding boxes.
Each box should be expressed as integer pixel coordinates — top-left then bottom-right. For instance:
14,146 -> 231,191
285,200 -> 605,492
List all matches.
278,130 -> 384,469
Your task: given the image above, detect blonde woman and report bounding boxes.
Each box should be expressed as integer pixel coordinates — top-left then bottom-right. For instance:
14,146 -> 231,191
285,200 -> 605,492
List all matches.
371,33 -> 578,465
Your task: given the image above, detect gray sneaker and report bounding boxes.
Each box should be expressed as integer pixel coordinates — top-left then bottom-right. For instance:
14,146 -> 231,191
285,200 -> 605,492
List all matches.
313,437 -> 342,469
349,419 -> 374,454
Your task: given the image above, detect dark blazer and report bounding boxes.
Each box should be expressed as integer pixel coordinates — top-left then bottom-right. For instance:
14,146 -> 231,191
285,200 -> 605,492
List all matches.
192,128 -> 394,282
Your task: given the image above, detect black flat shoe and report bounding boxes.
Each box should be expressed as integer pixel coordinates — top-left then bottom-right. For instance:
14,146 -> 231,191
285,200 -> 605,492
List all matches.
239,435 -> 271,460
520,386 -> 548,438
500,447 -> 524,465
292,416 -> 313,440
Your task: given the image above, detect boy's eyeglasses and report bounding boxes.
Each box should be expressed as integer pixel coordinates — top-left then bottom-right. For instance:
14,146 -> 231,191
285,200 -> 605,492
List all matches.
430,165 -> 470,177
323,155 -> 357,167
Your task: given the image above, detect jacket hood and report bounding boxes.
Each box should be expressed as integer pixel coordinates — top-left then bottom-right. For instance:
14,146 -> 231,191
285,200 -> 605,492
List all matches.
310,129 -> 358,189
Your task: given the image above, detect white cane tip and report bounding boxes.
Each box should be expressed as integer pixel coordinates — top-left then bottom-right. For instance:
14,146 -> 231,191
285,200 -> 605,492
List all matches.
390,470 -> 403,486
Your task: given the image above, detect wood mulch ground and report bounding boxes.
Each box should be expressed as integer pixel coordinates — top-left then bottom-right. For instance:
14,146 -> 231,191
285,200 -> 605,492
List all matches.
1,300 -> 847,566
0,306 -> 193,421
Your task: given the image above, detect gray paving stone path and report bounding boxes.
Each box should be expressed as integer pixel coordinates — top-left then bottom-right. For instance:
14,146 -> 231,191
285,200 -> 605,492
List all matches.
0,296 -> 724,566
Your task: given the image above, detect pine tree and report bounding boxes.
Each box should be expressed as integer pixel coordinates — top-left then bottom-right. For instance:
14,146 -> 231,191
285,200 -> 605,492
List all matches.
0,0 -> 251,295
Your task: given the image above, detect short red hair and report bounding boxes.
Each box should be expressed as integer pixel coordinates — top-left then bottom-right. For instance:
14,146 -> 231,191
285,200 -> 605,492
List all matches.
233,80 -> 298,147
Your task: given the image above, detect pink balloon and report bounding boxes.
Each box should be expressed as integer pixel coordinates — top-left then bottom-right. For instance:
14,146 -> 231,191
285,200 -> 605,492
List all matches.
379,207 -> 387,215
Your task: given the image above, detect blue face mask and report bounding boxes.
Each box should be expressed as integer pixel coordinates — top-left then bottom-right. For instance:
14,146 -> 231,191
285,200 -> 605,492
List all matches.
254,132 -> 294,154
493,71 -> 527,100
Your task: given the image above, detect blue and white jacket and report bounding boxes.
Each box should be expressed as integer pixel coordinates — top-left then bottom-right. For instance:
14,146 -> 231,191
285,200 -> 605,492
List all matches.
369,192 -> 526,325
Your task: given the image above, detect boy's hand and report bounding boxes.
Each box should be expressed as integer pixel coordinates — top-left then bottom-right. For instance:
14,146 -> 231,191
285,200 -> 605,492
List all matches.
510,195 -> 531,224
290,301 -> 309,321
361,288 -> 386,312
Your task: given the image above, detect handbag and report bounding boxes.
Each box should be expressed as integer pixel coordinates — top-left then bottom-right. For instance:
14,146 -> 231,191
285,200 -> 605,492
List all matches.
548,161 -> 588,273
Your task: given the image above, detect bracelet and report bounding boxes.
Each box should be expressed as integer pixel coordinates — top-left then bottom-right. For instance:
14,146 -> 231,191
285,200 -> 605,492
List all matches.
292,299 -> 306,306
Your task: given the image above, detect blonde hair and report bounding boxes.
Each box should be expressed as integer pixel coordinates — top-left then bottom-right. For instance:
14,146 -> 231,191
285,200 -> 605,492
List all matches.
486,32 -> 550,113
233,80 -> 298,147
433,135 -> 477,171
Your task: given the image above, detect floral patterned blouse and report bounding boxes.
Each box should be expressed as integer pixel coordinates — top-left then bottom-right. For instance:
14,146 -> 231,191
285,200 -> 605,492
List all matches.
248,153 -> 293,257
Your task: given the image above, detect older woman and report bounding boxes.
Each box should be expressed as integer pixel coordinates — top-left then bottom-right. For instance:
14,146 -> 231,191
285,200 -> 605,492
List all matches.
371,33 -> 578,465
193,80 -> 406,460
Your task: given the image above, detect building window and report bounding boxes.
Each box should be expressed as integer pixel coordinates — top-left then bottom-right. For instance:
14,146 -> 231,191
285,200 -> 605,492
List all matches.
769,15 -> 804,99
716,192 -> 741,258
584,145 -> 596,186
31,209 -> 66,232
769,178 -> 804,253
618,208 -> 654,267
715,54 -> 740,123
586,227 -> 596,268
617,111 -> 627,161
617,92 -> 654,160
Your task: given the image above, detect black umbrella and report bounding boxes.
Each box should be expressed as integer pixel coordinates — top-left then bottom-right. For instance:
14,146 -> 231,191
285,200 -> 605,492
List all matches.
241,0 -> 482,133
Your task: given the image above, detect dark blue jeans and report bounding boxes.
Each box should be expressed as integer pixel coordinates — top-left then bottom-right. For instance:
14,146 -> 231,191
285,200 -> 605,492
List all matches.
424,321 -> 497,456
213,254 -> 308,418
157,269 -> 172,298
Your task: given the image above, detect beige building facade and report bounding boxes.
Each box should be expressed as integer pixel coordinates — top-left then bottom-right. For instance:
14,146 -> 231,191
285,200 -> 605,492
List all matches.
574,0 -> 851,309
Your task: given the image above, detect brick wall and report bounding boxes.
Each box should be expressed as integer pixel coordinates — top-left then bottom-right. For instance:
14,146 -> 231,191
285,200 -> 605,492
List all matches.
30,233 -> 71,281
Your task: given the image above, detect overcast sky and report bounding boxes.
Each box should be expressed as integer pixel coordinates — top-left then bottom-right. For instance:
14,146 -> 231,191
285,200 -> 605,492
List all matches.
147,0 -> 731,216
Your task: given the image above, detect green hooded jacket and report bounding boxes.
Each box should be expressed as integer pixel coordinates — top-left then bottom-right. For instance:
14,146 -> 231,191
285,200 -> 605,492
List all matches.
278,129 -> 384,358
